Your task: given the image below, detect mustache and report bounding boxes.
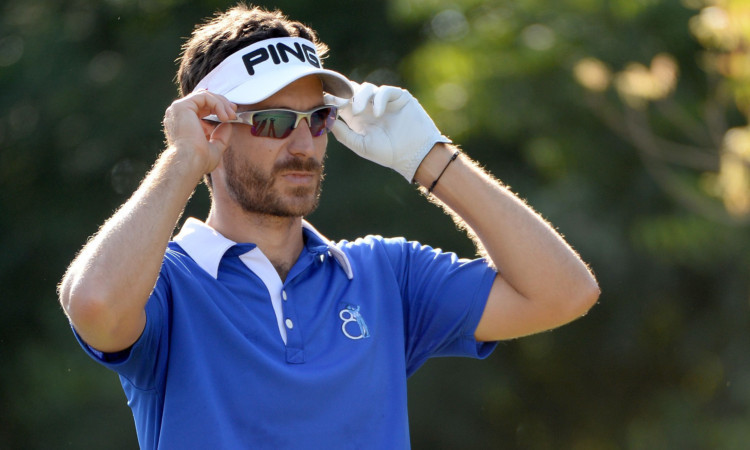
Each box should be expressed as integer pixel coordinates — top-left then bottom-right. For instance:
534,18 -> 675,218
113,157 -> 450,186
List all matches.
272,156 -> 323,174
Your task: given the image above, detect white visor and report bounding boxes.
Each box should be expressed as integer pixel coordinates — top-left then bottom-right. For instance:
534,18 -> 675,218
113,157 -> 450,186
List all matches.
192,37 -> 353,104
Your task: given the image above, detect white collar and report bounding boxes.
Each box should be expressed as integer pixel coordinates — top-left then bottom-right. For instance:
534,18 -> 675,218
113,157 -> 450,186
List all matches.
172,217 -> 353,280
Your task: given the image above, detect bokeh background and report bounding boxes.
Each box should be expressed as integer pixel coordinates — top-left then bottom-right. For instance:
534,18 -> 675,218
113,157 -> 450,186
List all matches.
2,0 -> 749,448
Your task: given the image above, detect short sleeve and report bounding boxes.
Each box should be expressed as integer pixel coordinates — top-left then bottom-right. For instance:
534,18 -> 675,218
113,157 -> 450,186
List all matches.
381,238 -> 498,375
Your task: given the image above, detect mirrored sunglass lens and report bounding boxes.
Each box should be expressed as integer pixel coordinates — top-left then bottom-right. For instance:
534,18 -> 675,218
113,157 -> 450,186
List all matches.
251,111 -> 297,138
309,107 -> 337,136
309,108 -> 331,136
247,107 -> 336,138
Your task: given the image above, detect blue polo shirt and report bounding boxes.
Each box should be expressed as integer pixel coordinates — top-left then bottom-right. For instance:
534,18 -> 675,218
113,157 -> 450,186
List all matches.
75,218 -> 498,449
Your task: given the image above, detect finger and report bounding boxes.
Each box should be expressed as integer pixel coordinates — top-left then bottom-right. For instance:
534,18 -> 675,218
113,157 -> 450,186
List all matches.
210,94 -> 237,121
323,93 -> 350,108
372,86 -> 408,117
220,99 -> 238,120
188,90 -> 237,121
331,120 -> 365,154
351,82 -> 377,116
208,122 -> 233,150
347,80 -> 362,95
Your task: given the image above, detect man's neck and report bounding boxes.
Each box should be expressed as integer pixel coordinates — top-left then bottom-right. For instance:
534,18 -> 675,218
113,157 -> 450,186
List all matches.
206,205 -> 305,281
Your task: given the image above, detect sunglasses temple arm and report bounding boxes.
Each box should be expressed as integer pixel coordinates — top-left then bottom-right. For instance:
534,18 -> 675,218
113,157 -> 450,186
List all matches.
202,114 -> 245,124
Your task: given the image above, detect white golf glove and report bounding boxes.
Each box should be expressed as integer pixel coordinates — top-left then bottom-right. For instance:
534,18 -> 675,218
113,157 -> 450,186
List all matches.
325,82 -> 451,183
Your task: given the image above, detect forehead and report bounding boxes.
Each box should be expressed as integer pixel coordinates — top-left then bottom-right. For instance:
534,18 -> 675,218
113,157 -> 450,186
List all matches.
238,76 -> 324,111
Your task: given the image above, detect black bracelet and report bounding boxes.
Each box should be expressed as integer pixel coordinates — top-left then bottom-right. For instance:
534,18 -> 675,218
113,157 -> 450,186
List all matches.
427,150 -> 460,194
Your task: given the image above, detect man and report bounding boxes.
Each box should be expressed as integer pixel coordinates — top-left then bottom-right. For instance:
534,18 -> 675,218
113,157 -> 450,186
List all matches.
59,4 -> 599,449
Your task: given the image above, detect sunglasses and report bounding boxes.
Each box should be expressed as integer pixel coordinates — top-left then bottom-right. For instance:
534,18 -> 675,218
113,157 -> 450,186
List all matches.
203,105 -> 338,139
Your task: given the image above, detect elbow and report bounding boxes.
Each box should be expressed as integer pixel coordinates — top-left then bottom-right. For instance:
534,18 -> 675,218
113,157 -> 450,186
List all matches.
58,258 -> 148,352
61,288 -> 139,353
60,281 -> 112,333
59,273 -> 147,353
583,281 -> 601,312
59,269 -> 97,324
59,274 -> 126,346
543,272 -> 600,327
58,272 -> 84,321
569,274 -> 600,319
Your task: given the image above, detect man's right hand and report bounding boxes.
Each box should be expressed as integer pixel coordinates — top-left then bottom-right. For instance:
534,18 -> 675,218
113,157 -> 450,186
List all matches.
162,89 -> 238,175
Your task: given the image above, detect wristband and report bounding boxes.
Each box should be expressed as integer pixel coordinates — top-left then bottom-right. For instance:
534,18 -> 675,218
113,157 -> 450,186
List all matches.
427,150 -> 460,194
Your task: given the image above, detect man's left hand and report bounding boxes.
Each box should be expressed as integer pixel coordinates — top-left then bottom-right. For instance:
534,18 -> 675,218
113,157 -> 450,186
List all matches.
326,82 -> 451,183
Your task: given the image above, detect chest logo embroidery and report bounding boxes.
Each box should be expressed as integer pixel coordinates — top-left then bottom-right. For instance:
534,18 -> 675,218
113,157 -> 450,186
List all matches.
339,304 -> 370,340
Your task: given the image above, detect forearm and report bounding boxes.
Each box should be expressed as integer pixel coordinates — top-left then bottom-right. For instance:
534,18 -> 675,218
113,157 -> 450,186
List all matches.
329,81 -> 597,338
59,145 -> 205,351
414,143 -> 599,338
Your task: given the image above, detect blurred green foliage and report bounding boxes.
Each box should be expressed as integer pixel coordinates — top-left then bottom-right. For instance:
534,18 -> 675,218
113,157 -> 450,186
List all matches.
1,0 -> 748,448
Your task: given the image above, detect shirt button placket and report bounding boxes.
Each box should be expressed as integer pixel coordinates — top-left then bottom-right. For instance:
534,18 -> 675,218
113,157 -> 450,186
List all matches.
282,287 -> 304,364
282,290 -> 291,329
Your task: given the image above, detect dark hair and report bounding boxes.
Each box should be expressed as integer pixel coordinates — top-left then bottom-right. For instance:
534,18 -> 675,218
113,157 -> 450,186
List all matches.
177,3 -> 328,97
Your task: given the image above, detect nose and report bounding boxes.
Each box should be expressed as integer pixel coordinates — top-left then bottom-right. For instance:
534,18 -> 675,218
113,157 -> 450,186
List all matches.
286,118 -> 319,157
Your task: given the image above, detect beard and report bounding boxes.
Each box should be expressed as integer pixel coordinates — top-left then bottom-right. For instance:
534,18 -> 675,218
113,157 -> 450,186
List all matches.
222,145 -> 324,218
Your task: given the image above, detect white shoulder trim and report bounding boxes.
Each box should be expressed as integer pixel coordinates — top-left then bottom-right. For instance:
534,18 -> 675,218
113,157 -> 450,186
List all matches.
302,220 -> 353,280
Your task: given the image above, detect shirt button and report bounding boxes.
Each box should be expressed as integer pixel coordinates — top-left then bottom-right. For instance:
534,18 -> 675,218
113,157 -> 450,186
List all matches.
319,254 -> 325,262
282,290 -> 287,301
285,319 -> 294,329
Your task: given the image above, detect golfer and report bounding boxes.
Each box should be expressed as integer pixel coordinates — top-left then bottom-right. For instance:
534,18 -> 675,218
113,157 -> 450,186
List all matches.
59,4 -> 599,448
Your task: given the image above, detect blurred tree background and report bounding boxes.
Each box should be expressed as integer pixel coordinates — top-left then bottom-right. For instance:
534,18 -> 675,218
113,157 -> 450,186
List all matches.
1,0 -> 749,448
